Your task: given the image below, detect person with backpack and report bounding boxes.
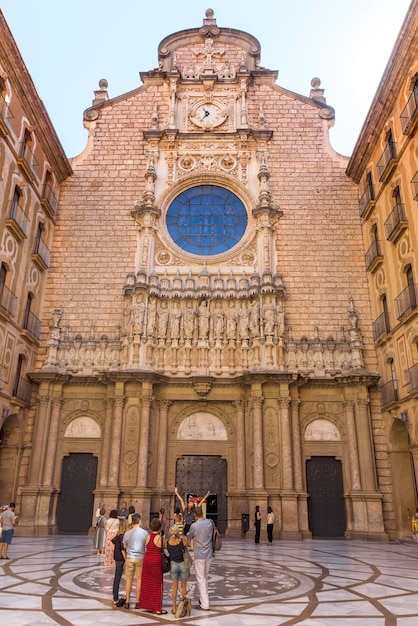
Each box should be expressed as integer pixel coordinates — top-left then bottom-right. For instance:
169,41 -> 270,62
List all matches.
186,505 -> 213,611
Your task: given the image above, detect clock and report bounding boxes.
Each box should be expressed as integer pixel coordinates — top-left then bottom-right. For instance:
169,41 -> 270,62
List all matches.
190,101 -> 227,129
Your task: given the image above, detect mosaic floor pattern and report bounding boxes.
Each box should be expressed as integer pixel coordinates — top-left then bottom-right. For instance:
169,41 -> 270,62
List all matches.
0,534 -> 417,625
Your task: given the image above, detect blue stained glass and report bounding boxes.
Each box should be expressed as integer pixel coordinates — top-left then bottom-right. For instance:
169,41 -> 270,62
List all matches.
166,185 -> 248,255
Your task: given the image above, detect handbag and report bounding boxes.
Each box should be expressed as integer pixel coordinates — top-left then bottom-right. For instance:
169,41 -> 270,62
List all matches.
161,534 -> 171,573
162,550 -> 171,573
181,542 -> 192,570
175,594 -> 191,618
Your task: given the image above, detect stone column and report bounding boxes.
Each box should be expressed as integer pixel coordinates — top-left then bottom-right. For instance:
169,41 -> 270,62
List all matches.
291,399 -> 302,490
99,397 -> 114,487
252,395 -> 264,489
344,399 -> 361,490
355,398 -> 377,491
279,397 -> 293,490
43,397 -> 63,486
29,388 -> 51,485
137,390 -> 153,488
108,394 -> 125,488
155,400 -> 172,489
233,400 -> 246,491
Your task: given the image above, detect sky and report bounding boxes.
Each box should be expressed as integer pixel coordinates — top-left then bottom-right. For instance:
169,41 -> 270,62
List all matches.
1,0 -> 412,158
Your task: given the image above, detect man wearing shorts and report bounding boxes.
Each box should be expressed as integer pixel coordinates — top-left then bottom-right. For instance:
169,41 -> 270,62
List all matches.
0,503 -> 17,559
123,513 -> 148,609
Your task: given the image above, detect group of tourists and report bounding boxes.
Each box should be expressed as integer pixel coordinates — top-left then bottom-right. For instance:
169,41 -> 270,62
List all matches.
254,504 -> 275,545
95,488 -> 214,615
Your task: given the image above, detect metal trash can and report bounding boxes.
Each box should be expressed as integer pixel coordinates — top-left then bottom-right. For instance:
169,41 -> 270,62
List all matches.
241,513 -> 250,533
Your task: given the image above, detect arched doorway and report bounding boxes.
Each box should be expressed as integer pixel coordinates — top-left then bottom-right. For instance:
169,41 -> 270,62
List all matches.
306,456 -> 346,538
56,453 -> 98,532
175,455 -> 227,534
389,419 -> 417,536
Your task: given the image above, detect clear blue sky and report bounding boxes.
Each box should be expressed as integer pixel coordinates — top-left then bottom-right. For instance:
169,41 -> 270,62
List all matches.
1,0 -> 411,157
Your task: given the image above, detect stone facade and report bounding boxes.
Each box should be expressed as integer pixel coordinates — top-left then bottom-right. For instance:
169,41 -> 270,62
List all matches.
4,7 -> 415,540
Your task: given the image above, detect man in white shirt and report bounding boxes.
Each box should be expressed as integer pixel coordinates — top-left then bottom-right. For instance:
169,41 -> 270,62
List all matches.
123,513 -> 148,609
186,506 -> 213,611
0,503 -> 17,559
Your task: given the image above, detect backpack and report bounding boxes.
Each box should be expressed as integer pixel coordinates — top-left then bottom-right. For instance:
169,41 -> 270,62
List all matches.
175,594 -> 191,618
212,520 -> 222,552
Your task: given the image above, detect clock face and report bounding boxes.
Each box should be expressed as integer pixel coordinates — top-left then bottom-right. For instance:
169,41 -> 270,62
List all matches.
191,102 -> 226,128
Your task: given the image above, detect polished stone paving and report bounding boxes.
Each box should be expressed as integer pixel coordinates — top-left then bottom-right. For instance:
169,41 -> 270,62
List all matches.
0,534 -> 417,625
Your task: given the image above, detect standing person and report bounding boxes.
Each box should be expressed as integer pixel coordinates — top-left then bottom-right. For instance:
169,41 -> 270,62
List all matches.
111,519 -> 127,606
139,518 -> 167,615
174,487 -> 195,535
93,506 -> 106,556
118,501 -> 129,521
186,505 -> 213,611
123,513 -> 148,609
267,506 -> 274,546
0,503 -> 17,560
254,505 -> 261,544
174,512 -> 184,536
412,508 -> 418,541
127,505 -> 136,529
158,507 -> 169,540
104,510 -> 119,566
166,524 -> 190,615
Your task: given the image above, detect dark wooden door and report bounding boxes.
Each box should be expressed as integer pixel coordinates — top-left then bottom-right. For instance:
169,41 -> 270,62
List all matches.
56,453 -> 97,532
176,455 -> 227,533
306,456 -> 346,538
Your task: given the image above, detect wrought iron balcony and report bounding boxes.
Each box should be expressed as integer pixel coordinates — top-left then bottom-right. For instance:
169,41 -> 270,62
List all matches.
6,199 -> 30,240
40,183 -> 58,219
372,311 -> 390,342
407,363 -> 418,393
32,237 -> 51,270
379,379 -> 399,406
0,94 -> 14,136
11,376 -> 32,405
359,181 -> 375,218
17,142 -> 39,180
0,284 -> 18,317
377,141 -> 397,182
365,240 -> 383,272
22,310 -> 41,339
395,284 -> 418,319
384,202 -> 407,242
400,89 -> 418,134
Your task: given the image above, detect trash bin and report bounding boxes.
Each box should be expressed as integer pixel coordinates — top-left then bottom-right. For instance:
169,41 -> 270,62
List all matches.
241,513 -> 250,533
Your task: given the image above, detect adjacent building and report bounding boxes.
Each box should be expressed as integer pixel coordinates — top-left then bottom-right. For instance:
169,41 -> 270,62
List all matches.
347,0 -> 418,539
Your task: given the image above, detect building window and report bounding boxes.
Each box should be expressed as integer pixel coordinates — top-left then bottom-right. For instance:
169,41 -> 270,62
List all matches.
384,186 -> 407,242
400,74 -> 418,134
166,185 -> 248,255
359,172 -> 375,218
395,264 -> 418,318
377,129 -> 397,182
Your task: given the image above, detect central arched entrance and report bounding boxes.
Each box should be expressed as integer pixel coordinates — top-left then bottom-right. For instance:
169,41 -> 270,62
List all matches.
175,455 -> 227,533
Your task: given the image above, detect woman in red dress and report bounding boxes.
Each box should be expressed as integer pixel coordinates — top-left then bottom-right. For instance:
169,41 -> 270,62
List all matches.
139,518 -> 167,614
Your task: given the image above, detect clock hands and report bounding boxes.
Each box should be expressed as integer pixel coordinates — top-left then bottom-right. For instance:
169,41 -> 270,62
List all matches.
201,108 -> 210,121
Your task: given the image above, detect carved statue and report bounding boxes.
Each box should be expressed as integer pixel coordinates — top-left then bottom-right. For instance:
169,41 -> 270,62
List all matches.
198,300 -> 210,340
131,294 -> 146,336
263,296 -> 276,336
212,302 -> 225,340
157,300 -> 169,339
250,299 -> 260,338
238,303 -> 250,340
225,301 -> 238,340
169,301 -> 182,340
183,301 -> 196,340
146,299 -> 157,338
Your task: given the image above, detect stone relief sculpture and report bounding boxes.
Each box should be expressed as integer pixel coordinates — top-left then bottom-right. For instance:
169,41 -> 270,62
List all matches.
47,279 -> 365,378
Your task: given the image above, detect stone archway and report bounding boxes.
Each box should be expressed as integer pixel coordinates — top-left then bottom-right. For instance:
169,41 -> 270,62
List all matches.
389,419 -> 417,536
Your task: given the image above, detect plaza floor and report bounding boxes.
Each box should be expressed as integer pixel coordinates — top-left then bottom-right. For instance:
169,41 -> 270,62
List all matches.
0,534 -> 417,626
